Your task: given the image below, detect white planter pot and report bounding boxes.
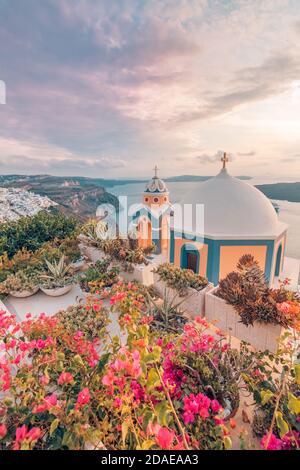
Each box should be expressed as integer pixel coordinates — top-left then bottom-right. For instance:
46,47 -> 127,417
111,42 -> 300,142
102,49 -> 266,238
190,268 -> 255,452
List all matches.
10,286 -> 39,298
119,262 -> 155,286
83,246 -> 107,263
153,274 -> 212,318
205,287 -> 284,352
40,285 -> 73,297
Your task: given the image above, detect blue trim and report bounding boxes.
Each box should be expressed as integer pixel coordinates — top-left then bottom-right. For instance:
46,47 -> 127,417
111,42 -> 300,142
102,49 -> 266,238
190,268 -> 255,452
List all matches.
275,244 -> 283,276
172,230 -> 275,284
170,229 -> 175,263
180,244 -> 200,273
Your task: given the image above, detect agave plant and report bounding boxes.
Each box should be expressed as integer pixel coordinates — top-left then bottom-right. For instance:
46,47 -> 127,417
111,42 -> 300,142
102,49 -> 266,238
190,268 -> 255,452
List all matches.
40,255 -> 73,289
145,289 -> 188,334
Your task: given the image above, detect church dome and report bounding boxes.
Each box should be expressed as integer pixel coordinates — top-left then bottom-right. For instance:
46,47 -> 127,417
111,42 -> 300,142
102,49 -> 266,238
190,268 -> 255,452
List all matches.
180,167 -> 279,237
144,165 -> 168,193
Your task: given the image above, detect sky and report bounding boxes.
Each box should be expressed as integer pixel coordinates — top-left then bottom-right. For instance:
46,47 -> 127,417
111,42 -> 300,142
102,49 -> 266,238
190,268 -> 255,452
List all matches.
0,0 -> 300,179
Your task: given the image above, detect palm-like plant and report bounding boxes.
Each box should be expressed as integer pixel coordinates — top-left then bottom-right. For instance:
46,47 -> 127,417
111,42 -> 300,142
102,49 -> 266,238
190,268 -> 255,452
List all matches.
40,255 -> 73,289
145,289 -> 188,333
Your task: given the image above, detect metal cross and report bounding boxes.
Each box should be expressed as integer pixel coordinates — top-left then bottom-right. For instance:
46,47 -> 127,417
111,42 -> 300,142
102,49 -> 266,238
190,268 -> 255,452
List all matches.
221,152 -> 229,169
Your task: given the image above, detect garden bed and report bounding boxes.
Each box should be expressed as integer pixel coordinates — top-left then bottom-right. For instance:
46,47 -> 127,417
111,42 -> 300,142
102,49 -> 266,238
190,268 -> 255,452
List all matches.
205,287 -> 284,352
153,273 -> 212,318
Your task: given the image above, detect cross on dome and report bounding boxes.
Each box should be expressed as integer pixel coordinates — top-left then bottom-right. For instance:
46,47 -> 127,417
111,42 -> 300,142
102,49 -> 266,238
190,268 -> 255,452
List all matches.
153,165 -> 159,178
221,152 -> 229,169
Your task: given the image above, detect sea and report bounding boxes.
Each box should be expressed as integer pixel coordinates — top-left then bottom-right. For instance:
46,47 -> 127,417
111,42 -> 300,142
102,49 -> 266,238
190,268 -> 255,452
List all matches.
108,176 -> 300,261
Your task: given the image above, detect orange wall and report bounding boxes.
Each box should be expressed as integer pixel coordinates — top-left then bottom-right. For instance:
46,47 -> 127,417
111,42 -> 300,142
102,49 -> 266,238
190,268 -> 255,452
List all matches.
173,238 -> 208,277
219,245 -> 267,280
143,194 -> 169,206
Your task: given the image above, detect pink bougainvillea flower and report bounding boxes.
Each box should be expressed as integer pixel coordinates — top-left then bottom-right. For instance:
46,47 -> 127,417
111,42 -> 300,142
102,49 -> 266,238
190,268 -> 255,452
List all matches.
110,292 -> 127,305
36,339 -> 46,349
147,422 -> 161,436
76,387 -> 90,407
73,331 -> 84,341
39,375 -> 49,386
156,427 -> 175,450
113,398 -> 122,408
45,393 -> 57,407
0,423 -> 7,439
26,427 -> 42,442
58,372 -> 74,386
211,399 -> 222,414
15,425 -> 28,442
261,433 -> 282,450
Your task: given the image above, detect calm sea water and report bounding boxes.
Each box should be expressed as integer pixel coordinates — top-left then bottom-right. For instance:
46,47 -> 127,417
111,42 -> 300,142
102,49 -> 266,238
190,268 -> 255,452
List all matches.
108,179 -> 300,261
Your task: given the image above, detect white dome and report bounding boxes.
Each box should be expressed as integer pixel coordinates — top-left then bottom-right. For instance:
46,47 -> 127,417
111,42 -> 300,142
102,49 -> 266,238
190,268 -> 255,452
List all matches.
180,168 -> 279,237
145,177 -> 168,193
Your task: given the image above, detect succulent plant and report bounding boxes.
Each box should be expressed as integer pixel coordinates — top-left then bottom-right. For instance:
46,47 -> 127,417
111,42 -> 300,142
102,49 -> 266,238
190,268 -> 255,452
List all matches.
79,259 -> 119,293
145,290 -> 188,334
154,263 -> 208,296
0,270 -> 38,295
217,254 -> 291,326
40,255 -> 73,289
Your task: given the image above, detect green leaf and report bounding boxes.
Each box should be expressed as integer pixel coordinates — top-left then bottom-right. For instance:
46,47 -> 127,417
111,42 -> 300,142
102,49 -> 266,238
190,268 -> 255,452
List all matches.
147,368 -> 160,390
141,439 -> 155,450
50,418 -> 60,436
260,390 -> 274,405
97,353 -> 110,372
224,436 -> 232,450
288,393 -> 300,415
155,400 -> 171,427
122,421 -> 129,447
275,412 -> 289,438
295,364 -> 300,386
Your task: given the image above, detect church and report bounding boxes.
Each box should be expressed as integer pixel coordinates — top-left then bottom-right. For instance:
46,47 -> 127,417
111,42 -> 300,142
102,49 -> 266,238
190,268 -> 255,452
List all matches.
132,155 -> 289,287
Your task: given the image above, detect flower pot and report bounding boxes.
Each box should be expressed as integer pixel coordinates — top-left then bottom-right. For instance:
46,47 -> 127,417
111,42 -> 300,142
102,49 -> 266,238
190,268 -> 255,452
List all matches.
40,285 -> 73,297
10,286 -> 39,298
119,263 -> 155,286
205,287 -> 285,352
153,274 -> 212,318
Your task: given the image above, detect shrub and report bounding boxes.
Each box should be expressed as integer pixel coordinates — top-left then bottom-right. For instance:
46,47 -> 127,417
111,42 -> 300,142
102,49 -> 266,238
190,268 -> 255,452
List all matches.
0,270 -> 39,296
56,296 -> 109,341
0,290 -> 233,450
79,259 -> 119,293
154,263 -> 208,296
243,331 -> 300,450
0,211 -> 77,259
217,255 -> 300,328
144,291 -> 188,334
0,304 -> 108,450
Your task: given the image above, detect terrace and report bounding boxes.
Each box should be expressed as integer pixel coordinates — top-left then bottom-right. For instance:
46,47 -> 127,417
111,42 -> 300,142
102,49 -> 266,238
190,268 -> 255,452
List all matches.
0,214 -> 299,451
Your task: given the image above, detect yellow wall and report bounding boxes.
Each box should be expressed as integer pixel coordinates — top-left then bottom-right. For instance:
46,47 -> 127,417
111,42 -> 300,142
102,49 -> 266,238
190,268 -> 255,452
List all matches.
219,245 -> 267,280
173,238 -> 208,277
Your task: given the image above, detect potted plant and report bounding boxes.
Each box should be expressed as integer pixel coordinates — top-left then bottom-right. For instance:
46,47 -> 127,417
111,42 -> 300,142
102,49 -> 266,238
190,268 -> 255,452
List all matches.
79,259 -> 119,294
205,255 -> 299,352
0,270 -> 39,298
144,290 -> 189,334
40,255 -> 74,297
153,263 -> 211,317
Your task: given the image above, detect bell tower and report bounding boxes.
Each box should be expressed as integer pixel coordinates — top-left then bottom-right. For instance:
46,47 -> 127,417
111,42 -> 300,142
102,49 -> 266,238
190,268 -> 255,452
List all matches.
143,165 -> 169,206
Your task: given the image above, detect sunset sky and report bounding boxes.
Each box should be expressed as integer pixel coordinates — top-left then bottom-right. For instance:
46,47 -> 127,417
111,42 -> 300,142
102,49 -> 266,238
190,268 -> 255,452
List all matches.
0,0 -> 300,178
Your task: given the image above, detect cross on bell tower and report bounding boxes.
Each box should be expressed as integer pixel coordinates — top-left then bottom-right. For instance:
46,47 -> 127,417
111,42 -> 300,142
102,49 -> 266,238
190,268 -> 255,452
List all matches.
153,165 -> 159,178
221,152 -> 229,169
